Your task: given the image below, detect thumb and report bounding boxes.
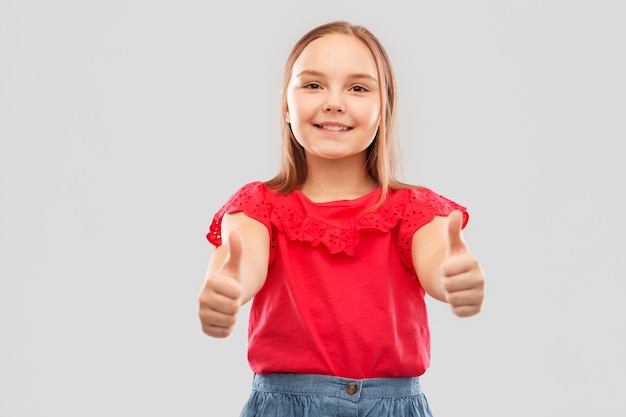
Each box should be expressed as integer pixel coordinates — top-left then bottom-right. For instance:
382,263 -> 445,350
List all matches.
221,230 -> 243,279
446,210 -> 467,257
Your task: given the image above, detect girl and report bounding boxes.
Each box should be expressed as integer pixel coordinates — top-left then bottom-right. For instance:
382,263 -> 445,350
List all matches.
199,20 -> 485,417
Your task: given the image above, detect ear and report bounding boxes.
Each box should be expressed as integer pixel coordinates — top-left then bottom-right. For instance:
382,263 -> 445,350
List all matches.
285,111 -> 290,124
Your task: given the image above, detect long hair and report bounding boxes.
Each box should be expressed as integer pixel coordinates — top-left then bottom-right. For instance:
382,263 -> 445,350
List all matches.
265,21 -> 412,203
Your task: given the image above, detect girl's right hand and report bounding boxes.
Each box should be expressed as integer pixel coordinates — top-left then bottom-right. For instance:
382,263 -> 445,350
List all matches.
198,231 -> 243,338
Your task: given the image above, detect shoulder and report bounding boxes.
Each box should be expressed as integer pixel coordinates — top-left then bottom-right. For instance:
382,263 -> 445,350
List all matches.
227,181 -> 270,200
218,181 -> 275,212
208,181 -> 274,246
393,185 -> 456,204
390,185 -> 468,270
391,185 -> 469,229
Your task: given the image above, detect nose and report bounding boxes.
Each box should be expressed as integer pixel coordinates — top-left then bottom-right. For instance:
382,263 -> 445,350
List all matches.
323,93 -> 345,113
324,103 -> 344,112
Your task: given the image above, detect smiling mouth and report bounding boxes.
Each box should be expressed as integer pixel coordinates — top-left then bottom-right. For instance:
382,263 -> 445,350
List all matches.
315,124 -> 352,131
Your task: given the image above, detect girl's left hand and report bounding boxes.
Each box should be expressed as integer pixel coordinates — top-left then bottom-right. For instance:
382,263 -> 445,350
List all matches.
441,210 -> 485,317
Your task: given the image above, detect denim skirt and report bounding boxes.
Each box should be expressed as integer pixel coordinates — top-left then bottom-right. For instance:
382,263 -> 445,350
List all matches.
239,373 -> 434,417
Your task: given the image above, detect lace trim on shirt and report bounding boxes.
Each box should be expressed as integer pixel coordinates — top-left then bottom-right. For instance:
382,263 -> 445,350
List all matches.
270,194 -> 407,256
207,182 -> 467,265
207,182 -> 272,247
396,188 -> 468,269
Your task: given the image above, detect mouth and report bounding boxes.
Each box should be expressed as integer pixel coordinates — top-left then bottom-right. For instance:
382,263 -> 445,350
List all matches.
314,124 -> 352,132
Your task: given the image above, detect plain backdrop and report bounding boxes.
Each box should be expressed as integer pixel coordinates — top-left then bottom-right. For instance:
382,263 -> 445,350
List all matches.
1,1 -> 625,416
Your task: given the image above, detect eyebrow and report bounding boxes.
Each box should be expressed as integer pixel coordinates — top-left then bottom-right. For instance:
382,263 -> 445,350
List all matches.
295,69 -> 378,83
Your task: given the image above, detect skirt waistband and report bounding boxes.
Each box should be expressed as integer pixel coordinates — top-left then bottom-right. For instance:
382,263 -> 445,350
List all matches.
251,373 -> 423,400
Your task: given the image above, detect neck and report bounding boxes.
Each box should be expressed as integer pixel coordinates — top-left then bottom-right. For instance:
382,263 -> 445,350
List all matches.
301,153 -> 378,202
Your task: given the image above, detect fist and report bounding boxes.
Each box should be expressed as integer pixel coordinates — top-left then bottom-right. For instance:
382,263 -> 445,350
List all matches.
441,210 -> 485,317
199,230 -> 243,337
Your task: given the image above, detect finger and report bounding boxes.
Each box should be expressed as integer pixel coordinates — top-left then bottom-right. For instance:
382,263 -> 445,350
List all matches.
201,320 -> 237,338
442,262 -> 483,291
200,285 -> 241,312
221,230 -> 243,279
443,276 -> 473,296
451,304 -> 481,318
445,289 -> 480,308
200,305 -> 238,328
446,210 -> 466,257
442,253 -> 477,277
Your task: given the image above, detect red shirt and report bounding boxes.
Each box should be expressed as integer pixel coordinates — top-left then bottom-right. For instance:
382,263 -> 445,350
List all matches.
207,181 -> 468,379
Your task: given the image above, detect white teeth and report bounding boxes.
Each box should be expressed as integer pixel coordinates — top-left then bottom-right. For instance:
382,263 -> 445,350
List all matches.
320,125 -> 349,131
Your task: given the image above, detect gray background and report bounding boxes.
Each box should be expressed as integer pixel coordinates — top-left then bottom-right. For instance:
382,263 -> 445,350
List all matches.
1,0 -> 625,416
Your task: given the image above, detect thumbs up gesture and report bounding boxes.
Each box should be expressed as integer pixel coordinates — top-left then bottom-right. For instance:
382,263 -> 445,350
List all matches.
199,230 -> 244,338
441,210 -> 485,317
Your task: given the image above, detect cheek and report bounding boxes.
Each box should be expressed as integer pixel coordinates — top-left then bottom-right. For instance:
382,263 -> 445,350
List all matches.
353,96 -> 380,122
286,96 -> 303,125
362,104 -> 381,130
287,99 -> 316,126
285,90 -> 298,124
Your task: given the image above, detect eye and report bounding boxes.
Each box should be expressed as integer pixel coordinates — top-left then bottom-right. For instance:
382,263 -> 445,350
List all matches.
303,83 -> 322,89
351,85 -> 369,93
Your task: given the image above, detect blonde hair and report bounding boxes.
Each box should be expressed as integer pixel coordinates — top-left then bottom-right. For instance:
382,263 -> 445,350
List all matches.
265,21 -> 412,202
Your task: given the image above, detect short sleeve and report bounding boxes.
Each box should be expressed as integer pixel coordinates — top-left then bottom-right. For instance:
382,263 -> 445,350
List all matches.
206,181 -> 272,247
396,187 -> 469,271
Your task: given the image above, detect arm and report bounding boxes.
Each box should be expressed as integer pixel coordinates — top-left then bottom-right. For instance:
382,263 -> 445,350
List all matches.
411,210 -> 485,317
198,212 -> 270,337
412,215 -> 449,302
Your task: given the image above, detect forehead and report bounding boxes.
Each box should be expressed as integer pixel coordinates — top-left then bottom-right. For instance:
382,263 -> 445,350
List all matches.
292,33 -> 378,76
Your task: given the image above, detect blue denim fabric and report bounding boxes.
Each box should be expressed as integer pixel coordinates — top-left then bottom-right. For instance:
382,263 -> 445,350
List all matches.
239,373 -> 434,417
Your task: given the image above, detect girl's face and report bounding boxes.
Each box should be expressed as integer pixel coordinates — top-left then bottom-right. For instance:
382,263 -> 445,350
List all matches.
286,34 -> 381,162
